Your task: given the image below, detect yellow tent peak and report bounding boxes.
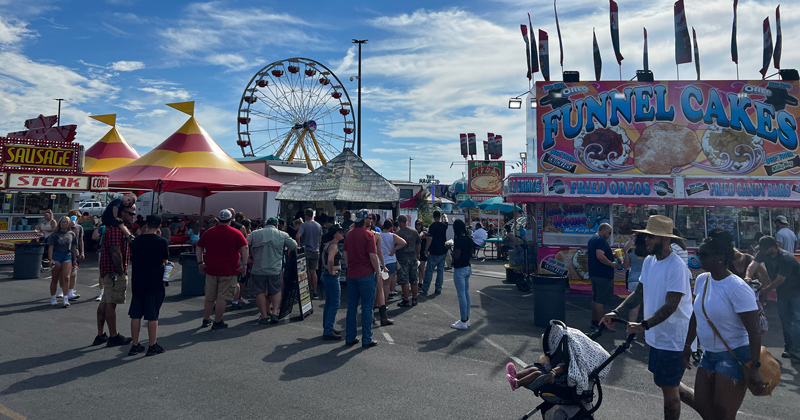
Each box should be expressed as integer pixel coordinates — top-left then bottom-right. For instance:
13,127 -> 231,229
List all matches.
167,101 -> 195,116
175,116 -> 204,136
90,114 -> 116,126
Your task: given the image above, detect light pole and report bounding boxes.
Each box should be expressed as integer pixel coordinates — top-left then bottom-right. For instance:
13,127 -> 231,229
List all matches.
54,98 -> 65,124
519,151 -> 527,173
352,39 -> 368,157
408,157 -> 413,182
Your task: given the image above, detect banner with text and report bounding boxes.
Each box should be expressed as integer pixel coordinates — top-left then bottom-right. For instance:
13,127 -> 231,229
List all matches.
536,80 -> 800,176
545,176 -> 674,199
467,160 -> 504,196
683,177 -> 800,200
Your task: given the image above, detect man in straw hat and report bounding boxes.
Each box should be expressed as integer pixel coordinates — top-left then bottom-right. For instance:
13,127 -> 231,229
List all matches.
601,215 -> 696,419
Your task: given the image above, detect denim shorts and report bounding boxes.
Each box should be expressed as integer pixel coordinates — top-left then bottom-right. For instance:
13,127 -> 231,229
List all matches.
648,347 -> 686,387
51,251 -> 72,264
699,345 -> 751,382
384,262 -> 397,275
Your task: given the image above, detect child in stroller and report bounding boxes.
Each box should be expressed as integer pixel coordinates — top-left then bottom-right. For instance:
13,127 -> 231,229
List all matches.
509,319 -> 635,420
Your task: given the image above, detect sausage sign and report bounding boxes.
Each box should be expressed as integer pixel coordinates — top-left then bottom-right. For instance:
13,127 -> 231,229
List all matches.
0,140 -> 81,173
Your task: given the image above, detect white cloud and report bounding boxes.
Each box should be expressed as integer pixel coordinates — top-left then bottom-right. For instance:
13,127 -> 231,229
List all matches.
134,109 -> 168,118
0,16 -> 35,45
138,86 -> 192,101
111,60 -> 145,71
206,53 -> 248,70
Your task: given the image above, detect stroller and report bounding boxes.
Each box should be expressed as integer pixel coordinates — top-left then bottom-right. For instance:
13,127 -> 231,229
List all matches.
517,319 -> 635,420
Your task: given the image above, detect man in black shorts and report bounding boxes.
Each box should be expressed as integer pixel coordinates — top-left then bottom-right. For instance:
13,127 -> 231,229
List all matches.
128,214 -> 169,356
588,223 -> 618,331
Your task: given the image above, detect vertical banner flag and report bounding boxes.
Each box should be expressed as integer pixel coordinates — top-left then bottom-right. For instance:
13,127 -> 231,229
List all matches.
467,133 -> 477,156
593,28 -> 602,81
760,17 -> 773,78
692,27 -> 700,80
495,135 -> 503,159
528,14 -> 539,74
643,27 -> 649,71
483,141 -> 489,161
554,0 -> 564,68
487,133 -> 496,159
460,133 -> 468,158
609,0 -> 624,64
774,6 -> 782,69
521,25 -> 532,80
539,30 -> 550,81
674,0 -> 692,64
731,0 -> 738,64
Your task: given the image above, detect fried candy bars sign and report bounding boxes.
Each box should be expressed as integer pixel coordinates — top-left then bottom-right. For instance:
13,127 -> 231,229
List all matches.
2,144 -> 77,171
684,177 -> 800,200
468,160 -> 504,195
536,80 -> 800,176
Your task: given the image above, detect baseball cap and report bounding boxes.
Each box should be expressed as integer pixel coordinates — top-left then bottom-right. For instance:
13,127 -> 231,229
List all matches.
219,209 -> 233,221
775,215 -> 789,224
354,209 -> 370,223
267,217 -> 279,225
146,214 -> 162,228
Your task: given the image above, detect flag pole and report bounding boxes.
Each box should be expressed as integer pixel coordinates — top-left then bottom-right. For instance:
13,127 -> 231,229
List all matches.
676,65 -> 680,81
619,65 -> 622,80
736,64 -> 739,80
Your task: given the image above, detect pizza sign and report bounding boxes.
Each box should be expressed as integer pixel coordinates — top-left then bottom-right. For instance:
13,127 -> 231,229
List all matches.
468,160 -> 504,195
536,80 -> 800,177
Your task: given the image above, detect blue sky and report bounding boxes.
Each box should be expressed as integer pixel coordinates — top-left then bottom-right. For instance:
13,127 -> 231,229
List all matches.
0,0 -> 797,184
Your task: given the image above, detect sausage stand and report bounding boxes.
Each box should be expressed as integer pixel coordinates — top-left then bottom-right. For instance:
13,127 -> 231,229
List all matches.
506,79 -> 800,285
0,116 -> 109,263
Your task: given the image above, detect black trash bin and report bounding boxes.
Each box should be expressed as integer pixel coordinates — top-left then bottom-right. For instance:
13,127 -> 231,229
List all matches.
14,242 -> 45,279
532,273 -> 568,328
180,252 -> 206,296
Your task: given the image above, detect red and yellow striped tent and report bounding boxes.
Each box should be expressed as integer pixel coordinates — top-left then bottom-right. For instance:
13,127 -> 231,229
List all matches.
83,114 -> 141,174
107,102 -> 281,198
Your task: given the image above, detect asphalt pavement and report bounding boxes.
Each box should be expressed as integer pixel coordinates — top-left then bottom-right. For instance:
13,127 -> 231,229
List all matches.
0,253 -> 798,419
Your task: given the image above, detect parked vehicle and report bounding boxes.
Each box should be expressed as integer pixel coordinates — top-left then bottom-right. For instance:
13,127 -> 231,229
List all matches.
78,201 -> 104,217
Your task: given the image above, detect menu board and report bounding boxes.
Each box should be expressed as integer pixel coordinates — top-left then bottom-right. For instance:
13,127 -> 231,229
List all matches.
296,248 -> 313,317
536,80 -> 800,177
279,247 -> 313,320
543,202 -> 610,235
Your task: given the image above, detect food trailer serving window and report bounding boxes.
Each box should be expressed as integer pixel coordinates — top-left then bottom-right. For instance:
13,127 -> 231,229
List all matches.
611,204 -> 667,247
675,206 -> 706,248
542,202 -> 610,246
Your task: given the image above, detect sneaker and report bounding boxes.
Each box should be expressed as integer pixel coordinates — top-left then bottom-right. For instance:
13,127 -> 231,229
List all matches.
389,291 -> 398,297
62,298 -> 70,308
239,298 -> 250,305
506,374 -> 519,391
323,334 -> 343,341
230,302 -> 240,310
434,290 -> 442,295
57,292 -> 64,298
411,298 -> 418,306
107,333 -> 132,347
128,343 -> 145,356
258,317 -> 271,325
146,343 -> 166,356
95,292 -> 104,302
451,320 -> 468,330
68,290 -> 80,300
506,362 -> 517,377
466,320 -> 471,328
50,296 -> 57,306
211,321 -> 228,330
269,314 -> 279,324
312,292 -> 319,299
362,341 -> 379,349
397,299 -> 411,307
201,319 -> 212,328
92,333 -> 109,346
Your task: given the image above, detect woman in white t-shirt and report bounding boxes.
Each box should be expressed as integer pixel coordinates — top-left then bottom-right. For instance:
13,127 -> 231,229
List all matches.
681,229 -> 765,419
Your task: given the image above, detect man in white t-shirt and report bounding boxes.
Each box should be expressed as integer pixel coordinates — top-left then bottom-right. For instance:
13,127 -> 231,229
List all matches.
471,222 -> 487,247
601,215 -> 696,420
774,215 -> 796,253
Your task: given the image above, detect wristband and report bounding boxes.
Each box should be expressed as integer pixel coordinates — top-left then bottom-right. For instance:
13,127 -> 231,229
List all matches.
641,320 -> 650,330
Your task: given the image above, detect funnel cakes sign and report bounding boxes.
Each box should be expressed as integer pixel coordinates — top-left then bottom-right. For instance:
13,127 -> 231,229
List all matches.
536,80 -> 800,176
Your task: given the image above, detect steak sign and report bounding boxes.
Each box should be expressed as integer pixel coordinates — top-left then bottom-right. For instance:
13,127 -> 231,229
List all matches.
8,173 -> 88,190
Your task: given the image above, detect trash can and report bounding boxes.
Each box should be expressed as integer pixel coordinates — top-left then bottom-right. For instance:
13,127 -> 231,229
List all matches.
532,273 -> 568,328
179,252 -> 205,296
504,264 -> 521,284
13,242 -> 45,279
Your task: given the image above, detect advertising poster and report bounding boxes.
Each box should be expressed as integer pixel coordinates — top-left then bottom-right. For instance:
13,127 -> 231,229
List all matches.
467,160 -> 504,196
536,80 -> 800,176
542,202 -> 610,234
683,177 -> 800,201
545,176 -> 674,199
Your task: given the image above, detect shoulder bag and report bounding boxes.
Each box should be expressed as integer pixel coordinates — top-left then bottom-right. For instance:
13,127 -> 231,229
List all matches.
700,274 -> 780,396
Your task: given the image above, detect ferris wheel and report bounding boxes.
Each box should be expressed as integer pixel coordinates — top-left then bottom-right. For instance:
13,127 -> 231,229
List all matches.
237,58 -> 355,170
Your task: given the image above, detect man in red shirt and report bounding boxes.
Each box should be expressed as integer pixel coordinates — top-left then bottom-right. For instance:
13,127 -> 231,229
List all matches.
343,209 -> 383,348
196,209 -> 249,330
92,204 -> 135,347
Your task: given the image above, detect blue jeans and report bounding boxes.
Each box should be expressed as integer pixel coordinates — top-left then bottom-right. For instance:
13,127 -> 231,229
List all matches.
453,266 -> 471,321
345,274 -> 377,344
423,253 -> 446,293
699,345 -> 751,382
321,272 -> 341,335
777,294 -> 800,353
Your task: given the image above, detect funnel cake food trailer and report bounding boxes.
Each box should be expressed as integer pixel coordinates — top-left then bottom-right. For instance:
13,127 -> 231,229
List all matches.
506,79 -> 800,282
0,115 -> 109,262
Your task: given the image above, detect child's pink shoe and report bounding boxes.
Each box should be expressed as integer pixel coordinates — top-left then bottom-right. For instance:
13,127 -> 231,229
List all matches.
506,374 -> 518,391
506,362 -> 517,378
